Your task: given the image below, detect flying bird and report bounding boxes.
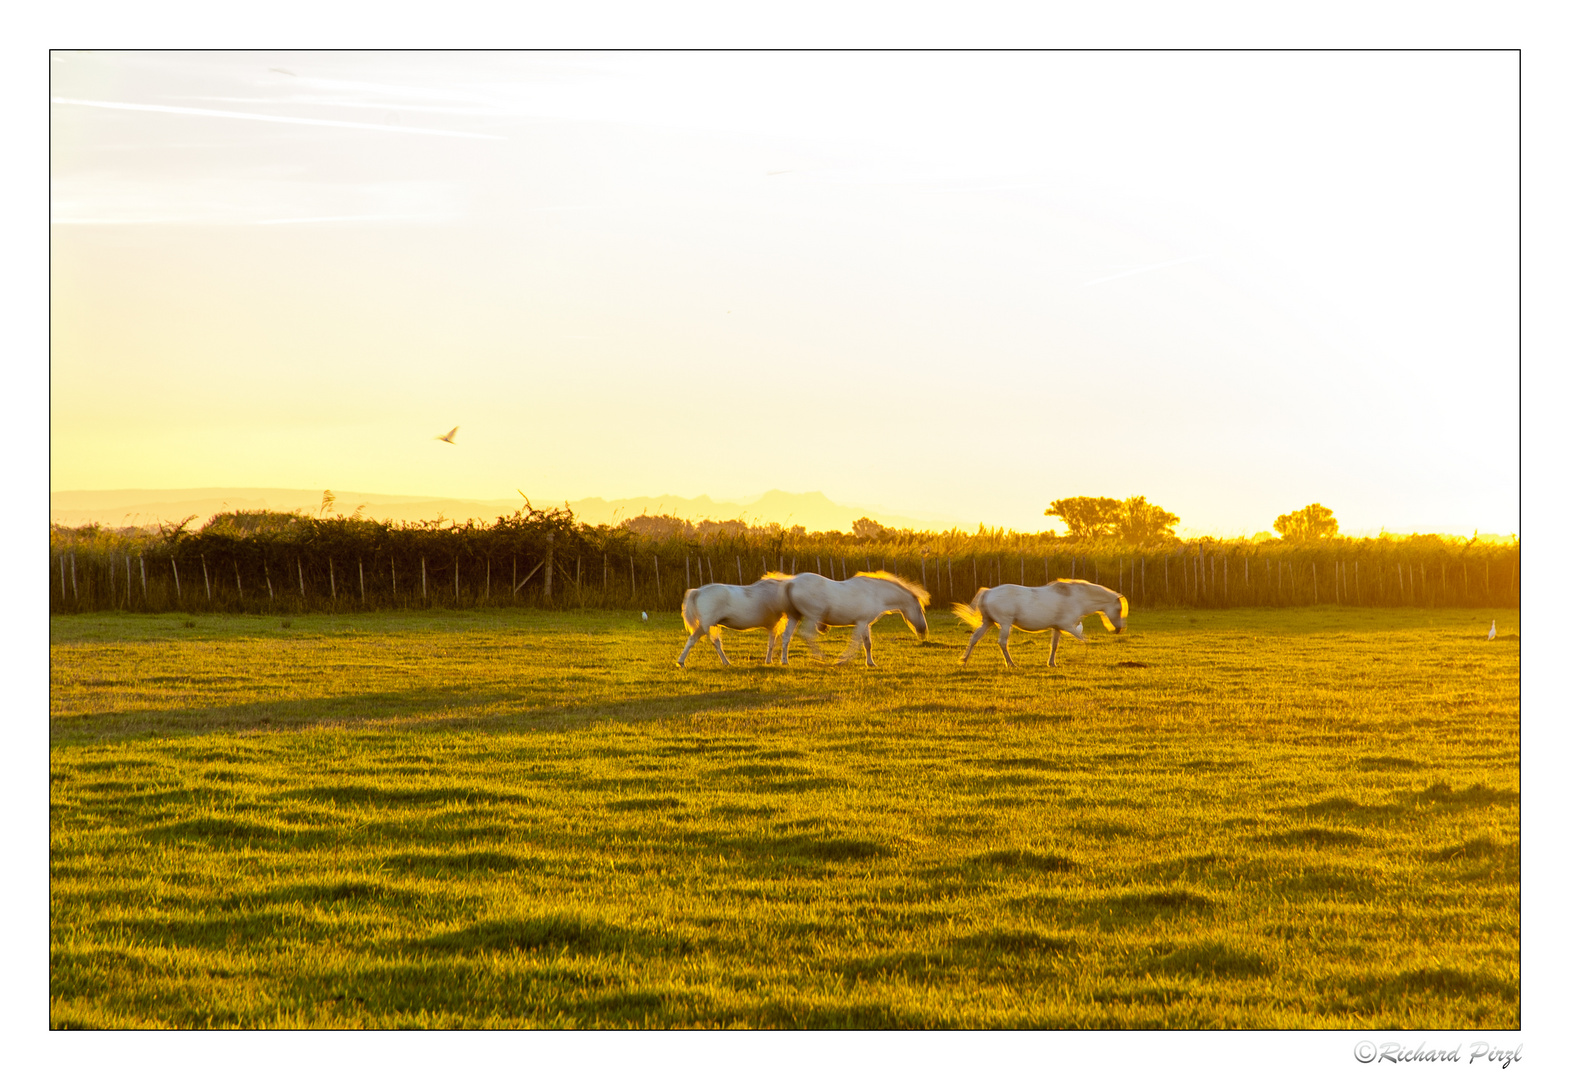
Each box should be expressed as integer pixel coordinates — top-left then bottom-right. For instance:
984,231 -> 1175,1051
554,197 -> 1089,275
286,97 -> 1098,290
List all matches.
1487,619 -> 1496,641
435,426 -> 458,444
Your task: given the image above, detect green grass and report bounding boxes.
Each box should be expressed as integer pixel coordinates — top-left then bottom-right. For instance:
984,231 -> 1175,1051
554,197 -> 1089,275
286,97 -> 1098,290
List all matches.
50,606 -> 1520,1029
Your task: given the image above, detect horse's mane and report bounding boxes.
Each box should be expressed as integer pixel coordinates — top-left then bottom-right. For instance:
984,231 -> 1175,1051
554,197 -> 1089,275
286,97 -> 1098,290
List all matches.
853,570 -> 931,605
760,571 -> 794,581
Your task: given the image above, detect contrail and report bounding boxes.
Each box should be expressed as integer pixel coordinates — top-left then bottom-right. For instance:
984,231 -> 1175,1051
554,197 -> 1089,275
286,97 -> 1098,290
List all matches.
50,97 -> 505,140
1084,254 -> 1206,287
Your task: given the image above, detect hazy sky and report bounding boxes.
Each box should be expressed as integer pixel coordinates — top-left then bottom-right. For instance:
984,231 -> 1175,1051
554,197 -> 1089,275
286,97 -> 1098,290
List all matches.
50,50 -> 1519,537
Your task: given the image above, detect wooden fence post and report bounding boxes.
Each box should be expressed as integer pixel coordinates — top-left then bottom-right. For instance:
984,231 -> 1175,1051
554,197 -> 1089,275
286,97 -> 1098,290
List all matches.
421,556 -> 427,600
737,554 -> 744,584
543,533 -> 554,602
234,559 -> 243,600
630,552 -> 637,596
686,554 -> 692,590
140,555 -> 148,602
654,554 -> 660,598
330,557 -> 337,601
200,554 -> 210,601
298,557 -> 305,598
172,557 -> 182,602
485,557 -> 490,600
361,559 -> 367,603
265,562 -> 274,601
71,553 -> 78,601
454,558 -> 459,603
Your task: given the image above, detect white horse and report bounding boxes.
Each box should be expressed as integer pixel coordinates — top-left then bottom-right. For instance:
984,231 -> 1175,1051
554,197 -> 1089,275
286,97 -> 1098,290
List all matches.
953,579 -> 1127,667
676,574 -> 794,667
779,572 -> 930,667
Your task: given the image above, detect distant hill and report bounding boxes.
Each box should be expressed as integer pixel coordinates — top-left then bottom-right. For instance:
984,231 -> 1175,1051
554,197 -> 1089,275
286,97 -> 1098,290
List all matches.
50,487 -> 969,534
49,488 -> 526,530
568,490 -> 965,533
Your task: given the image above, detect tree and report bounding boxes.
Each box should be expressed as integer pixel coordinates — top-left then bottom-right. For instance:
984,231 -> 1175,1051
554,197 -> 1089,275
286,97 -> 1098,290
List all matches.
1115,496 -> 1180,545
1273,503 -> 1339,541
1045,497 -> 1122,538
851,517 -> 887,540
1047,495 -> 1178,543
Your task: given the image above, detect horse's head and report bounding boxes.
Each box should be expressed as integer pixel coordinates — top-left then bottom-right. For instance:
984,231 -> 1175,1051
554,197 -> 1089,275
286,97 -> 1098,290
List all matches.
1095,593 -> 1129,634
862,571 -> 930,640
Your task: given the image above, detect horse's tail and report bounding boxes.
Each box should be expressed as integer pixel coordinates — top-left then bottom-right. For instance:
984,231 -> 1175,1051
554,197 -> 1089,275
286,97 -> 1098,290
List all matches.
781,576 -> 803,620
951,588 -> 987,629
681,588 -> 702,635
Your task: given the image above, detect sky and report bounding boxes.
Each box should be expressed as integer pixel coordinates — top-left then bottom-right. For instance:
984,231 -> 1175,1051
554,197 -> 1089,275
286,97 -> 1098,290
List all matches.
49,49 -> 1520,538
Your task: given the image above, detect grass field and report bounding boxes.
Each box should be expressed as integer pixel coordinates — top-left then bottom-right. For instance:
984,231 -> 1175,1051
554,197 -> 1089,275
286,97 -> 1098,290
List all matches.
49,606 -> 1520,1029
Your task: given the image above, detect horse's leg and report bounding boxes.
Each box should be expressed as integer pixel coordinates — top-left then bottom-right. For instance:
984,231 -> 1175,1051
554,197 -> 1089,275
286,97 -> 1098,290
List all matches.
677,629 -> 705,667
1048,627 -> 1061,667
861,621 -> 876,667
833,623 -> 863,665
961,619 -> 990,665
779,615 -> 798,665
997,620 -> 1017,668
765,625 -> 777,664
709,629 -> 731,665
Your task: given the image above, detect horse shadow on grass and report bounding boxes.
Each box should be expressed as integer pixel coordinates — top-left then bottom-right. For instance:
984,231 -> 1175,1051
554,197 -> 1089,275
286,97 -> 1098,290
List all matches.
52,684 -> 833,745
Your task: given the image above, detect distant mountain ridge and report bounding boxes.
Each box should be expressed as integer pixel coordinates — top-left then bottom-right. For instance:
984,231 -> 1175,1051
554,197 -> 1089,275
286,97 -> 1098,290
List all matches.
569,490 -> 964,533
50,487 -> 969,534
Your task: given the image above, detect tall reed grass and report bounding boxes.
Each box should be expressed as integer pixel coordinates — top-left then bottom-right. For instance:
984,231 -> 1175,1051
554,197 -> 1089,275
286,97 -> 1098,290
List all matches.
48,509 -> 1520,615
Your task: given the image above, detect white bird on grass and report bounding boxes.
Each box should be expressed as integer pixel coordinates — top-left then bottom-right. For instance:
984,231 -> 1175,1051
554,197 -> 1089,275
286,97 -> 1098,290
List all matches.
435,426 -> 458,444
1487,619 -> 1496,641
642,612 -> 648,621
